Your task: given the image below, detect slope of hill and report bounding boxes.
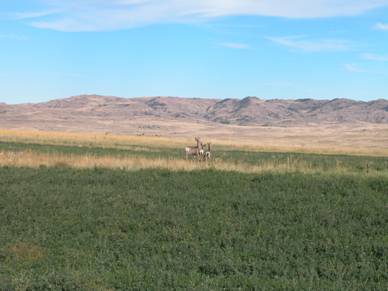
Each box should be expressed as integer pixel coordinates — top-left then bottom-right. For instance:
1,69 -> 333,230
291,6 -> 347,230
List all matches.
1,95 -> 388,131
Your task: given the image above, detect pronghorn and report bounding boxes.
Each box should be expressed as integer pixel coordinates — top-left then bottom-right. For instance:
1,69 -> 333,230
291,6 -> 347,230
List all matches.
185,137 -> 204,160
204,143 -> 212,161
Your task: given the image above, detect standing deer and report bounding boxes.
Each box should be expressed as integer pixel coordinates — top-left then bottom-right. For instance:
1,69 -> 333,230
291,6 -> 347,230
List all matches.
185,137 -> 204,160
204,143 -> 212,161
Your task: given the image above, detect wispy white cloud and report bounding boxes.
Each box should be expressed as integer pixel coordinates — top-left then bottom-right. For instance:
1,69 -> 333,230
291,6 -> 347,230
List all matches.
13,0 -> 388,32
268,36 -> 350,52
0,34 -> 29,41
220,42 -> 251,49
361,53 -> 388,62
374,22 -> 388,30
344,63 -> 366,73
14,9 -> 60,20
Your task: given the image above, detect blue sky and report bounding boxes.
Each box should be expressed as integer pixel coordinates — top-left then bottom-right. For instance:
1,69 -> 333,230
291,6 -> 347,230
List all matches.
0,0 -> 388,104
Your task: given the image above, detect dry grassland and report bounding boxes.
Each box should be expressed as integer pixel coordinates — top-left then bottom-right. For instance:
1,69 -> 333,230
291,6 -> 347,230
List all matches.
1,127 -> 388,157
0,150 -> 385,178
0,150 -> 314,174
1,128 -> 387,176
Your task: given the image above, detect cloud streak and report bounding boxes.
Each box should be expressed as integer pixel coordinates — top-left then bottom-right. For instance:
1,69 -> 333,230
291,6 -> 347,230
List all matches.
344,64 -> 366,73
13,0 -> 388,31
375,22 -> 388,30
268,36 -> 350,52
0,34 -> 29,41
362,53 -> 388,62
220,42 -> 251,49
14,9 -> 61,20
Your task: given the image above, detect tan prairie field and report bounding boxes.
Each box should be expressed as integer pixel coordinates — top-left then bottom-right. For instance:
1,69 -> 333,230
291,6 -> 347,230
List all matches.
0,128 -> 388,177
3,149 -> 379,176
0,150 -> 316,174
1,123 -> 388,157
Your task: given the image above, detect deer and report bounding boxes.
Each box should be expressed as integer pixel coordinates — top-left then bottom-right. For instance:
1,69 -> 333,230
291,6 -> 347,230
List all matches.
204,143 -> 212,161
185,137 -> 204,160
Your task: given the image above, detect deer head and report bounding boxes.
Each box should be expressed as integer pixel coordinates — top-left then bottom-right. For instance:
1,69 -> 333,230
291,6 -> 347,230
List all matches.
195,137 -> 202,148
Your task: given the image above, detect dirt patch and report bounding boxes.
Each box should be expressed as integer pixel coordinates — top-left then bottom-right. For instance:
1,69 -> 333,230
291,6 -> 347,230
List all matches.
7,242 -> 44,261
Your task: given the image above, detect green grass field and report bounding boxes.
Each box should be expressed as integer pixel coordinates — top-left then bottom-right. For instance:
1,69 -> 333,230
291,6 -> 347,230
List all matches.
1,140 -> 388,290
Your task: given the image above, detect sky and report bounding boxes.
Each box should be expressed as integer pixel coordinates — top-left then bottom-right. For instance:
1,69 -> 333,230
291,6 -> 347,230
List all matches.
0,0 -> 388,104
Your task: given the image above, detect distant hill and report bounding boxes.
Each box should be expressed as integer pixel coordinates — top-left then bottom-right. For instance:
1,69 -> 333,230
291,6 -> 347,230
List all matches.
1,95 -> 388,130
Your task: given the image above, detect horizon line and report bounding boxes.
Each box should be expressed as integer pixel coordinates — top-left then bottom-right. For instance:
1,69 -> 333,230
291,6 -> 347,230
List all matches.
2,94 -> 388,105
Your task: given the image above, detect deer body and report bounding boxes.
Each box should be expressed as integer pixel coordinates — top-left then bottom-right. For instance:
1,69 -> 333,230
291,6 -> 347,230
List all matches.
185,137 -> 204,160
204,143 -> 212,161
185,146 -> 200,159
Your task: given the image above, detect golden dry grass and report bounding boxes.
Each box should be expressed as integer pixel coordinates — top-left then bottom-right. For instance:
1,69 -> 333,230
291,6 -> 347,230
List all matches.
0,129 -> 186,149
0,128 -> 387,176
1,128 -> 388,157
0,149 -> 381,177
0,150 -> 285,173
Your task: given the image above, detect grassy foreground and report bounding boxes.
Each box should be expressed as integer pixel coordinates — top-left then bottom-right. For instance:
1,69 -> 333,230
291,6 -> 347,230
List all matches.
0,167 -> 387,290
1,130 -> 388,289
